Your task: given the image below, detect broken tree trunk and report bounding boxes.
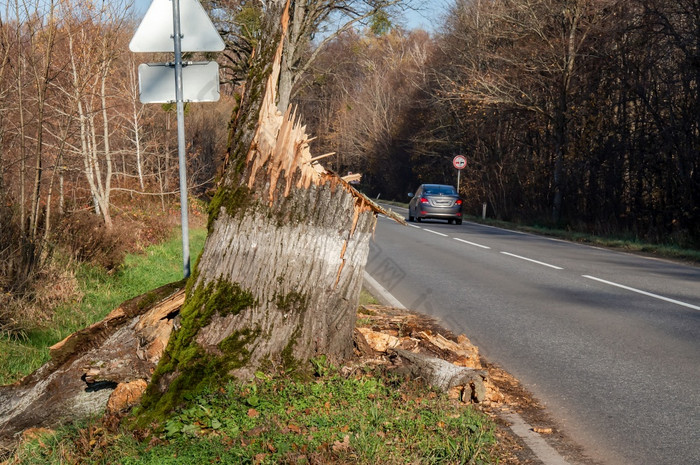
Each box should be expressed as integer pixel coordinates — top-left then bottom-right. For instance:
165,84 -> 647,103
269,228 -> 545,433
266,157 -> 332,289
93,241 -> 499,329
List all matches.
0,2 -> 397,441
0,282 -> 185,453
138,0 -> 385,419
392,349 -> 488,403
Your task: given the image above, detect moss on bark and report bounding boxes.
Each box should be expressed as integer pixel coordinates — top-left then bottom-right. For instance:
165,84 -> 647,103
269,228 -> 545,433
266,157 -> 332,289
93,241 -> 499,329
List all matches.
137,279 -> 258,424
275,291 -> 308,314
207,185 -> 254,232
280,325 -> 301,373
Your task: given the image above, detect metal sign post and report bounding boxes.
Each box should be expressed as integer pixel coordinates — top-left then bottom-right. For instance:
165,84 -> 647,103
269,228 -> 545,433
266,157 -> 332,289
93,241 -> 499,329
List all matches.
172,0 -> 190,278
130,0 -> 224,279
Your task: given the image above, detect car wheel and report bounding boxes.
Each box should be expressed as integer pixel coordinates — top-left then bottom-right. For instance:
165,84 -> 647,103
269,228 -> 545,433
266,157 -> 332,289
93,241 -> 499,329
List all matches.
456,219 -> 463,225
408,209 -> 415,222
416,217 -> 422,223
448,219 -> 454,225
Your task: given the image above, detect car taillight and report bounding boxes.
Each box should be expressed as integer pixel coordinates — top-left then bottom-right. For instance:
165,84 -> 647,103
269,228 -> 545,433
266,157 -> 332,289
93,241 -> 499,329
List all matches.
456,199 -> 463,205
420,197 -> 429,204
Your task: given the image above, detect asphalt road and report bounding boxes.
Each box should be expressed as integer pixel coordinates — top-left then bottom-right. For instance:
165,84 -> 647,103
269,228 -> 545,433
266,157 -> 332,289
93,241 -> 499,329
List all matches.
366,211 -> 700,465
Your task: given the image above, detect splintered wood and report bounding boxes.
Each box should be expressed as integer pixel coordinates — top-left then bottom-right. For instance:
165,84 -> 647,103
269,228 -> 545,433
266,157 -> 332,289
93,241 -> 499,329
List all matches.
0,285 -> 185,450
354,305 -> 481,369
354,304 -> 505,404
244,3 -> 325,203
239,0 -> 395,228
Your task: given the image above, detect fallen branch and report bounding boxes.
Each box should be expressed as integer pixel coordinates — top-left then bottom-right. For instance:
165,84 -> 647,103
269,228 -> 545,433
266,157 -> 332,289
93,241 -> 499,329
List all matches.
391,348 -> 488,403
0,283 -> 185,453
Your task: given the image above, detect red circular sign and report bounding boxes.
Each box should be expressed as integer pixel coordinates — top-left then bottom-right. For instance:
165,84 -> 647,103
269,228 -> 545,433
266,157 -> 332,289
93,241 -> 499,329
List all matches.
453,155 -> 467,170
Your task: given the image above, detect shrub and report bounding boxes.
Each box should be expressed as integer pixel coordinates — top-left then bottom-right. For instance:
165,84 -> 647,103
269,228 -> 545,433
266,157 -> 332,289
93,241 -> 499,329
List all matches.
0,193 -> 47,335
0,197 -> 43,296
55,211 -> 128,271
0,262 -> 81,338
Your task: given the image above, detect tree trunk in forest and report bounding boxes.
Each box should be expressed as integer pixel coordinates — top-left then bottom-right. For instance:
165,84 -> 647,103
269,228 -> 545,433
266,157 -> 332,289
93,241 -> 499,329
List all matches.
139,0 -> 387,419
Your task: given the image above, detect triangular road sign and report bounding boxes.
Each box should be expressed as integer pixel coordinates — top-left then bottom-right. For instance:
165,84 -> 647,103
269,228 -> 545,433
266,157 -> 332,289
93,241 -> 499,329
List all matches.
130,0 -> 225,53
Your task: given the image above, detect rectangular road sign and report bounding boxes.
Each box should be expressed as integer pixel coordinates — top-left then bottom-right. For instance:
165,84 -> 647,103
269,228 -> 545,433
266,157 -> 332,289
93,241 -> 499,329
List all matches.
138,61 -> 220,103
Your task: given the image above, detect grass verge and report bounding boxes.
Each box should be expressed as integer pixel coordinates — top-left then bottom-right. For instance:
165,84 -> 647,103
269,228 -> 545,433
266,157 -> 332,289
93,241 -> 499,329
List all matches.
8,364 -> 498,464
0,227 -> 207,385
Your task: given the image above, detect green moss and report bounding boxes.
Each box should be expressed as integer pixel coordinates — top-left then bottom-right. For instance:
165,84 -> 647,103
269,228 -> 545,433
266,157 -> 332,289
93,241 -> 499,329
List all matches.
207,185 -> 253,232
184,253 -> 202,297
275,291 -> 308,314
218,328 -> 260,366
280,325 -> 301,373
137,279 -> 259,425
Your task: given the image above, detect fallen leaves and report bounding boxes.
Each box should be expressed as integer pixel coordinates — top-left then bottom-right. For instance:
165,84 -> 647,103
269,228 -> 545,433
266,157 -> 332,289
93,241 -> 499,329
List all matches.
287,423 -> 302,434
332,434 -> 351,453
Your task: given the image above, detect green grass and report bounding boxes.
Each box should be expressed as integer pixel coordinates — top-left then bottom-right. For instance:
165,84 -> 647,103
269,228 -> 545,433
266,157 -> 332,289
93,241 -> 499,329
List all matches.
9,364 -> 498,464
358,289 -> 379,306
0,227 -> 208,385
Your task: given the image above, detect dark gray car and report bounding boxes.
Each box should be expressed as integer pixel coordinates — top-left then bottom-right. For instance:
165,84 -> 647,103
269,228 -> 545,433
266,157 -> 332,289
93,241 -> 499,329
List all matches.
408,184 -> 463,224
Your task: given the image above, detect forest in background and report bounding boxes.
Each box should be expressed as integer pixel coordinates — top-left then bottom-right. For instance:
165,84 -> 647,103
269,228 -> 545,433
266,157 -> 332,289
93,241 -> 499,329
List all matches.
1,0 -> 698,333
0,0 -> 232,326
298,0 -> 699,248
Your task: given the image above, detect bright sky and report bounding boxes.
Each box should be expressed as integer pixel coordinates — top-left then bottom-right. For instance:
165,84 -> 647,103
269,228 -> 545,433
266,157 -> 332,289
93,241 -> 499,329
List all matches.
132,0 -> 451,32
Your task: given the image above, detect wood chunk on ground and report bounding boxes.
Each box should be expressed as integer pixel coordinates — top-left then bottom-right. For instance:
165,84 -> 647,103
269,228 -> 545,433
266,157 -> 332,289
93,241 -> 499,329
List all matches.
354,304 -> 495,404
106,379 -> 149,414
0,284 -> 184,452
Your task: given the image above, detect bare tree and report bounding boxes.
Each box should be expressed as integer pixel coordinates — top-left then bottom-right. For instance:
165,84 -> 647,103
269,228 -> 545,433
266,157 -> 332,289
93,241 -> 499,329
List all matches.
440,0 -> 613,222
123,52 -> 145,191
61,0 -> 132,228
0,7 -> 10,194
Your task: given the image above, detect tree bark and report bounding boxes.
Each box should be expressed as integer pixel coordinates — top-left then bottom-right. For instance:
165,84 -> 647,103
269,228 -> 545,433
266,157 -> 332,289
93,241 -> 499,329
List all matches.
138,0 -> 387,419
392,349 -> 487,402
0,283 -> 185,454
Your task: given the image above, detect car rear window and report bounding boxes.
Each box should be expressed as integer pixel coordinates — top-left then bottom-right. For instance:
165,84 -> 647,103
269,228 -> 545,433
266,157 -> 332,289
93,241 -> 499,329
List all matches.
424,186 -> 456,195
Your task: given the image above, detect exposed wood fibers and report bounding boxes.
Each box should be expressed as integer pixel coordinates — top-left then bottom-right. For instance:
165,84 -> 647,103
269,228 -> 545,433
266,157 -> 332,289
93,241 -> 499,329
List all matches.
240,0 -> 394,286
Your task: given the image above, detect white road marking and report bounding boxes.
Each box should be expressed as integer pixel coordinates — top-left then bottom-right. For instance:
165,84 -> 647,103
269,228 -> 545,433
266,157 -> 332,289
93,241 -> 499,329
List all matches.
408,224 -> 421,229
424,229 -> 448,237
363,271 -> 406,309
583,275 -> 700,311
502,413 -> 571,465
454,237 -> 491,249
501,252 -> 564,270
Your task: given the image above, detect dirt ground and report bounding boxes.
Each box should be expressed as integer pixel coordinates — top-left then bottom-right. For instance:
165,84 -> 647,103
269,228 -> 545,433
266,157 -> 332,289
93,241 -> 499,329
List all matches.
354,304 -> 602,465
